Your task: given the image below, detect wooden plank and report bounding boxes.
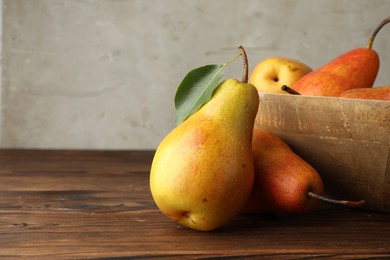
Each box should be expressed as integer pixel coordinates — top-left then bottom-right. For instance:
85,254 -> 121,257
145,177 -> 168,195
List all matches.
255,94 -> 390,212
0,150 -> 390,258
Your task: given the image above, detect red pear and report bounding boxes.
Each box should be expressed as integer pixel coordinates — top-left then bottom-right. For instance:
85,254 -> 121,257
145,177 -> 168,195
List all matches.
291,17 -> 390,96
244,129 -> 324,214
339,85 -> 390,101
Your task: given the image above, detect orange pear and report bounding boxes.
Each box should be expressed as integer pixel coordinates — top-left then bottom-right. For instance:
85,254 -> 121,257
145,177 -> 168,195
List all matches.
339,85 -> 390,101
291,17 -> 390,96
244,129 -> 324,214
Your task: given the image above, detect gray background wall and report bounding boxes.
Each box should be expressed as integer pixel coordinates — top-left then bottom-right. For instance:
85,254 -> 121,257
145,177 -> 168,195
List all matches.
1,0 -> 389,150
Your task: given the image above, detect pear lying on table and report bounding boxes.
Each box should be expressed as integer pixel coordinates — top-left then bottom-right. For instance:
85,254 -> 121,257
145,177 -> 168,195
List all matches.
244,129 -> 324,214
150,78 -> 259,231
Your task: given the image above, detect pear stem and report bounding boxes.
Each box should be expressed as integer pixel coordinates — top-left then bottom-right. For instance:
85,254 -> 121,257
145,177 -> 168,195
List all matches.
366,16 -> 390,49
308,192 -> 365,208
238,45 -> 249,83
281,85 -> 301,95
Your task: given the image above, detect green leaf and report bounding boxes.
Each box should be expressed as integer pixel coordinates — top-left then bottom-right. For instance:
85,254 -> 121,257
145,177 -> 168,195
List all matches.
174,64 -> 224,126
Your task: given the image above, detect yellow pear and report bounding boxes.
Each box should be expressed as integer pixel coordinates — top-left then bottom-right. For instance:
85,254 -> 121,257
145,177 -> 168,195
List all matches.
150,78 -> 259,231
249,57 -> 312,94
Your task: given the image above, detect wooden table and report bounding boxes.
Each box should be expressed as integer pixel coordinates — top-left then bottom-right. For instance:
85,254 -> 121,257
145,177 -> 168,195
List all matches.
1,149 -> 390,259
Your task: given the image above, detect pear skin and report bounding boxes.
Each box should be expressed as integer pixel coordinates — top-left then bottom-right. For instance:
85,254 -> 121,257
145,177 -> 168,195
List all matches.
249,57 -> 312,94
244,129 -> 324,214
339,85 -> 390,100
291,48 -> 379,96
291,17 -> 390,97
150,79 -> 259,231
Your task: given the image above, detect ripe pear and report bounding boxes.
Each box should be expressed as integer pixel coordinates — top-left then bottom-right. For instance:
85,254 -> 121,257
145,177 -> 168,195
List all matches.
244,129 -> 324,214
249,57 -> 312,94
150,78 -> 259,231
291,17 -> 390,96
339,85 -> 390,101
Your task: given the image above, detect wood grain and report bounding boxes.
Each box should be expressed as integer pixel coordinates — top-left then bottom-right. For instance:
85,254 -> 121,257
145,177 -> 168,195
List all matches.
255,94 -> 390,212
1,149 -> 390,259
